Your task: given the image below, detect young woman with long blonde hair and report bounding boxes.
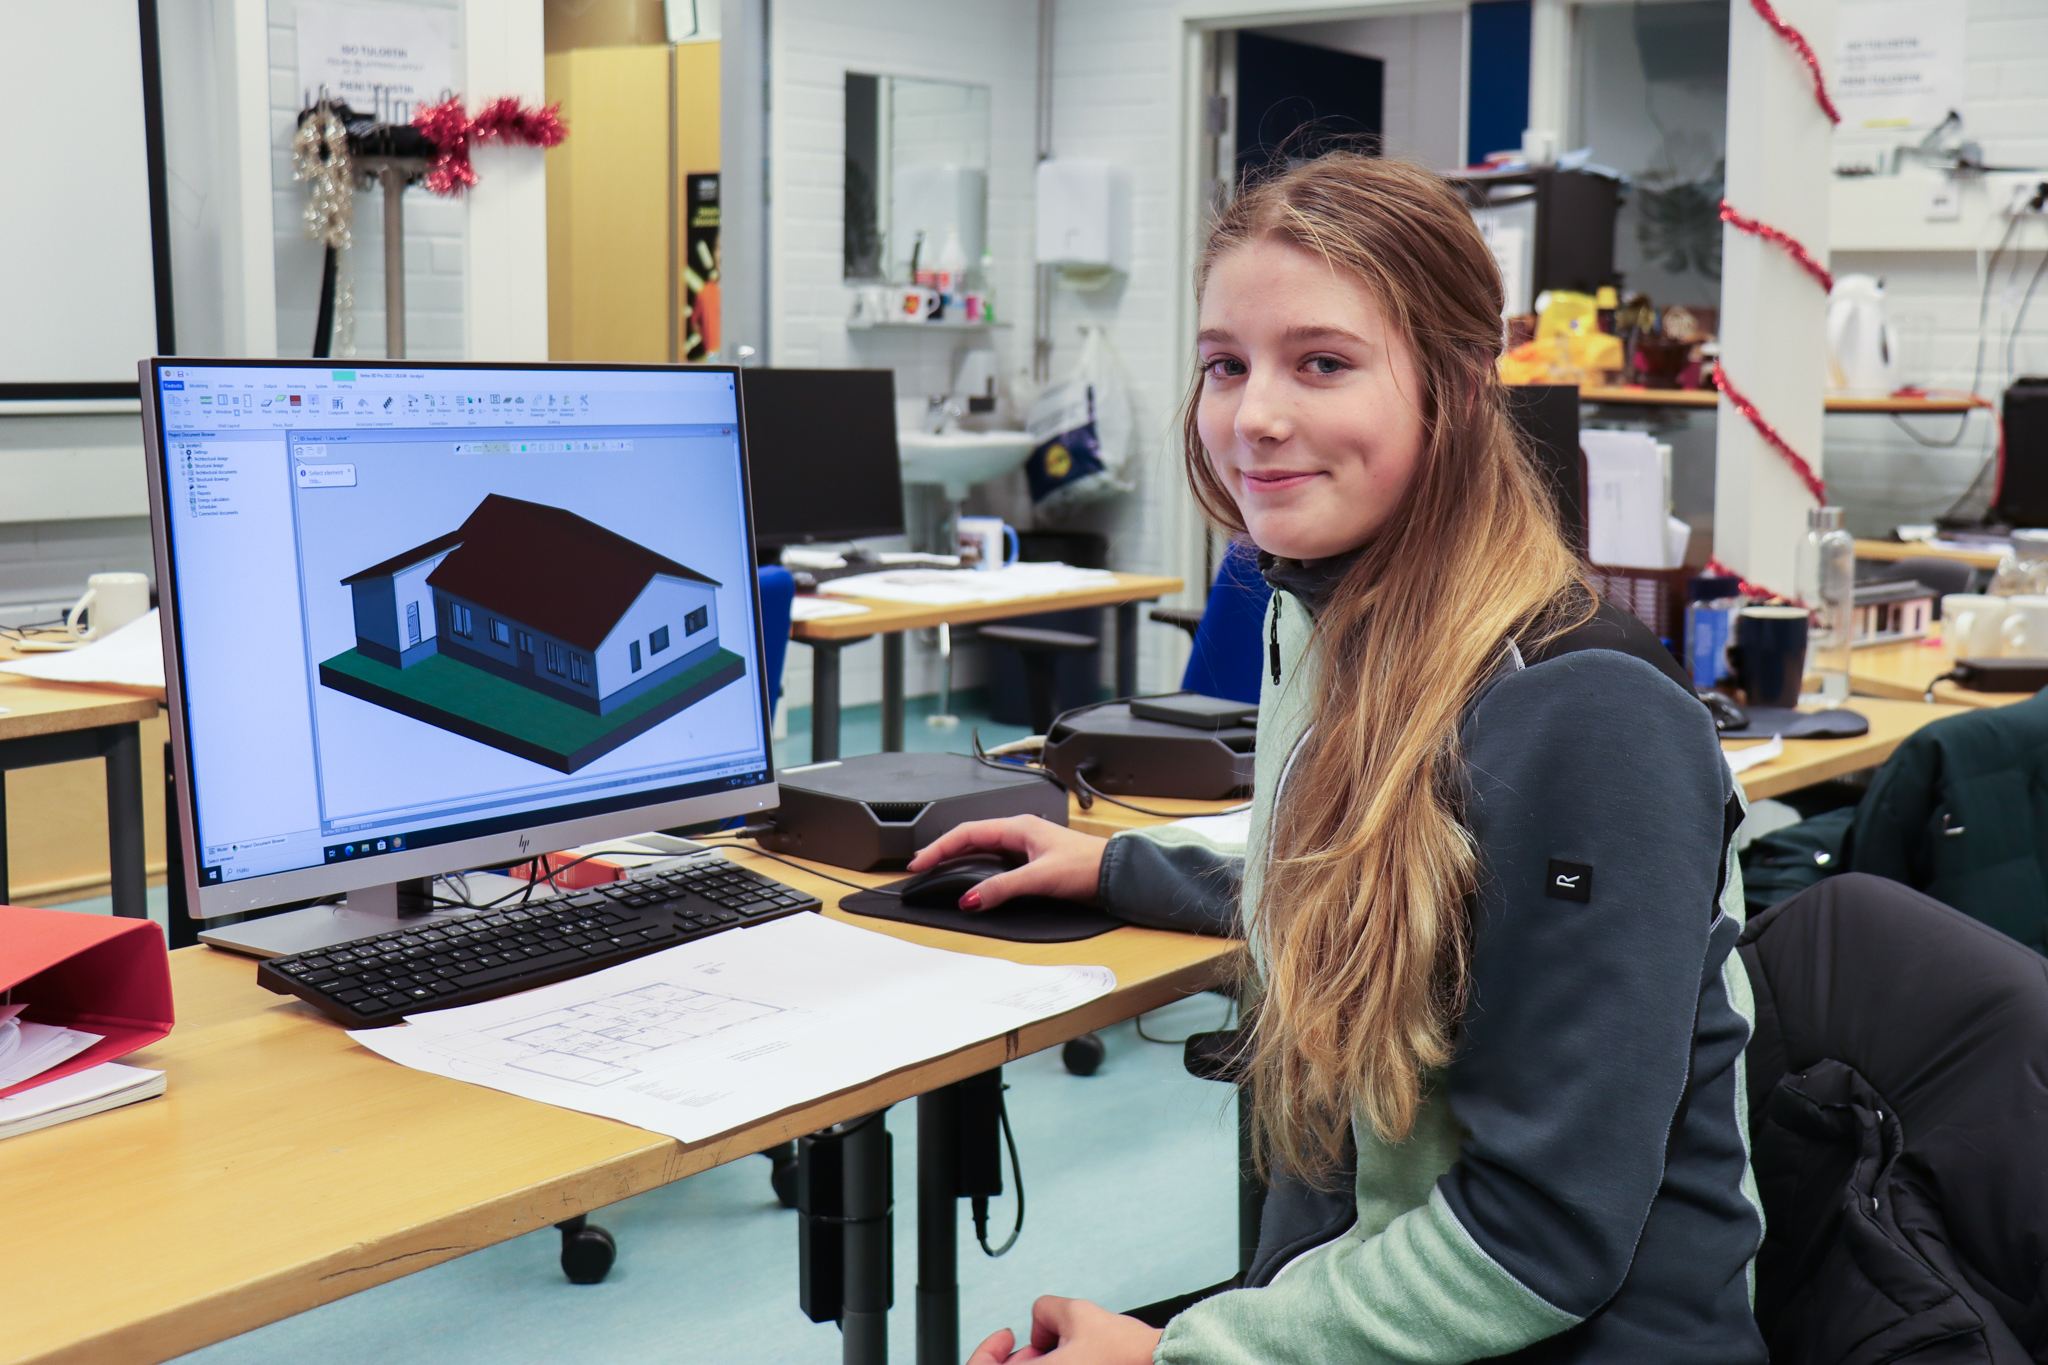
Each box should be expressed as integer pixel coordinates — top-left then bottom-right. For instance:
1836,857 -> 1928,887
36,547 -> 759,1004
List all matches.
915,153 -> 1763,1364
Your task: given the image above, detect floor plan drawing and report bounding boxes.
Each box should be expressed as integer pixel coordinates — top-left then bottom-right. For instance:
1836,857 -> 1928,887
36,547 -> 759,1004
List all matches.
429,982 -> 790,1087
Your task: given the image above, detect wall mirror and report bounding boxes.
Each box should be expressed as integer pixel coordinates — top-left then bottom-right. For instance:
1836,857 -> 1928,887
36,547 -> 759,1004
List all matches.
844,73 -> 990,281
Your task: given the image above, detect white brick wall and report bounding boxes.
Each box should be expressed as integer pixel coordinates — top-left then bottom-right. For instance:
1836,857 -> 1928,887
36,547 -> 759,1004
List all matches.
1824,0 -> 2048,535
769,0 -> 1043,712
267,0 -> 468,362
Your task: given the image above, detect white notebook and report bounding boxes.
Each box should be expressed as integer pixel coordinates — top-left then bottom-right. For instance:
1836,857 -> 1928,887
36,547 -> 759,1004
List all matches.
0,1062 -> 166,1141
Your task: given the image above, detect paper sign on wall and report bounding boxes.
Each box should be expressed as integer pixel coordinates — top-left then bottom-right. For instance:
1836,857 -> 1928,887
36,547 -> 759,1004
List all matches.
1835,0 -> 1966,131
296,3 -> 453,124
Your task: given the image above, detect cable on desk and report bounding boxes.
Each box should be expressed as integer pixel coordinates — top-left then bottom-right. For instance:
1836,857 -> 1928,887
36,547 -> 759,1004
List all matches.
691,833 -> 884,895
973,1086 -> 1026,1257
1074,767 -> 1252,821
1924,670 -> 1960,704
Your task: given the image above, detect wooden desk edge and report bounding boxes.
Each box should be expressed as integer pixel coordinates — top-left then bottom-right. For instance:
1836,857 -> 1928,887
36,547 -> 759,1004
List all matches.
23,926 -> 1235,1365
790,574 -> 1185,641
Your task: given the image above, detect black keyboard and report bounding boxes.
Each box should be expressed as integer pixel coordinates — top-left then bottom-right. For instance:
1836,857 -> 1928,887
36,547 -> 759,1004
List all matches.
257,856 -> 822,1027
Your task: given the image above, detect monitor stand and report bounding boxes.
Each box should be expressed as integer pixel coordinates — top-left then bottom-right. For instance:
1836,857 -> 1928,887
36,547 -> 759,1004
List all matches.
197,878 -> 482,959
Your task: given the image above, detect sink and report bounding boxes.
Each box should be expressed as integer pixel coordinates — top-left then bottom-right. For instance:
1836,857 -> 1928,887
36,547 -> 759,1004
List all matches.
896,429 -> 1036,500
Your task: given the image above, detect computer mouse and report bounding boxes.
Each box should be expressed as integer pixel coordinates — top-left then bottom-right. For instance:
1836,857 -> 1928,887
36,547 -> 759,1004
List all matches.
1700,690 -> 1749,733
898,853 -> 1022,909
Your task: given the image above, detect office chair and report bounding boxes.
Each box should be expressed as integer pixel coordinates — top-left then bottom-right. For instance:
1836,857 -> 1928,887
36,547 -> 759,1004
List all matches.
1739,873 -> 2048,1360
1150,542 -> 1272,706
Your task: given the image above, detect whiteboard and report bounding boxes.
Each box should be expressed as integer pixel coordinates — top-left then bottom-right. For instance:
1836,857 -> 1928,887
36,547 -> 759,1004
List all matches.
0,0 -> 163,393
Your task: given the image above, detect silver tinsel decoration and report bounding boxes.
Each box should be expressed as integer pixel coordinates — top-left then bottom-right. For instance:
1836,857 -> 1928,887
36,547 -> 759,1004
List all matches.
292,101 -> 356,355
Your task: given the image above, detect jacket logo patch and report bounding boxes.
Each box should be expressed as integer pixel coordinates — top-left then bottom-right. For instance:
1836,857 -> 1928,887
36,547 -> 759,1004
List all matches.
1547,860 -> 1593,903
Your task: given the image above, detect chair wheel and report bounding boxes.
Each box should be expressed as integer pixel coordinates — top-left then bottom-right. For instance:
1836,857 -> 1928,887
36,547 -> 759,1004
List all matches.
558,1219 -> 616,1284
1063,1032 -> 1106,1076
763,1142 -> 801,1208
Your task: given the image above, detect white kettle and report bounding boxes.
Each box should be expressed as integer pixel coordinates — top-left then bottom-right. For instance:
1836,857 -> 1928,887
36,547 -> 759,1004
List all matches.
1827,273 -> 1899,396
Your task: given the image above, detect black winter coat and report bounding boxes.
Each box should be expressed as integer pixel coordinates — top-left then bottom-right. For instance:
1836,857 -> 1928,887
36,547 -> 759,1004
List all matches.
1738,873 -> 2048,1363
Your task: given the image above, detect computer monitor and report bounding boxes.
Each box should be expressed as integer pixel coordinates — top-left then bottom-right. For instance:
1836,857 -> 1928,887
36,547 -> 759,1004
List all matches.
142,358 -> 778,955
740,368 -> 906,547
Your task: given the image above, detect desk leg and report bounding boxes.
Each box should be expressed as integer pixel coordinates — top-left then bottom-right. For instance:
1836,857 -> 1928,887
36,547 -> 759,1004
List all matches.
1116,601 -> 1146,699
102,723 -> 146,919
811,640 -> 848,763
841,1110 -> 893,1365
0,768 -> 9,905
916,1088 -> 961,1365
881,633 -> 905,753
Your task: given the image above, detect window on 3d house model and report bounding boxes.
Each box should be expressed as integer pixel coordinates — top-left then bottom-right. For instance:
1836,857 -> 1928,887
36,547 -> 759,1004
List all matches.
517,630 -> 533,654
650,625 -> 670,655
630,640 -> 643,672
685,606 -> 708,635
450,603 -> 473,637
569,654 -> 591,684
490,619 -> 512,647
544,641 -> 567,675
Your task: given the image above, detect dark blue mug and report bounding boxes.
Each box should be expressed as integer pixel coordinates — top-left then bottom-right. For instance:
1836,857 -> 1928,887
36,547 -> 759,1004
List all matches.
1732,607 -> 1809,708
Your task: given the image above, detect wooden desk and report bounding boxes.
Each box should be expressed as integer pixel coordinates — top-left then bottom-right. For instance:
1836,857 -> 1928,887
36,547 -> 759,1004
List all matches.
0,645 -> 161,917
1,850 -> 1236,1365
1847,626 -> 2029,709
1724,695 -> 1971,800
1580,386 -> 1984,415
1853,538 -> 2006,571
790,573 -> 1184,759
1051,695 -> 1975,827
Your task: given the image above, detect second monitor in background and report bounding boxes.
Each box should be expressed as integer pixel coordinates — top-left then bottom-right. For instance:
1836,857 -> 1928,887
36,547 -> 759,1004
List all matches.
741,369 -> 905,550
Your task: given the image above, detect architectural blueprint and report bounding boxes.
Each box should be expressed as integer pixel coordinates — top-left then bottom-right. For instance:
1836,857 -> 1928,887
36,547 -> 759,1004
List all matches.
350,913 -> 1116,1143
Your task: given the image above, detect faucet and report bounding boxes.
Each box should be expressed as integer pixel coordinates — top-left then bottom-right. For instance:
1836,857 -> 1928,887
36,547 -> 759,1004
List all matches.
925,394 -> 961,434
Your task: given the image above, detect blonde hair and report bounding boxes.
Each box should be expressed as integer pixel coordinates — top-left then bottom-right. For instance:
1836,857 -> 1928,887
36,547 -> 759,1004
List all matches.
1183,155 -> 1592,1179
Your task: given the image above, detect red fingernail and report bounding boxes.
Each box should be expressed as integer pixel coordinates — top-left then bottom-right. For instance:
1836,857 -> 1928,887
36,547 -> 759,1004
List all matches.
960,891 -> 982,910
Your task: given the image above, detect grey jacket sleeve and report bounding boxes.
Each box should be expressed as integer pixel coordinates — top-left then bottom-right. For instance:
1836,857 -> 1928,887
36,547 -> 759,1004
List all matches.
1439,649 -> 1731,1319
1097,824 -> 1243,936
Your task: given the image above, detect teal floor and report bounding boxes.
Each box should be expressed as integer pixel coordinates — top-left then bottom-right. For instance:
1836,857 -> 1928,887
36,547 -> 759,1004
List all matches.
52,693 -> 1241,1362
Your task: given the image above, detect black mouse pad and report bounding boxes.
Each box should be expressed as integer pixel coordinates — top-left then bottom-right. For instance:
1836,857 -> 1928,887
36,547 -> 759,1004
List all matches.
1719,706 -> 1870,740
840,880 -> 1122,942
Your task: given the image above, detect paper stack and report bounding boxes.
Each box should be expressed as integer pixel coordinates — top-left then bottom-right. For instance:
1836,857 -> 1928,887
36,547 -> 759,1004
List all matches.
0,1063 -> 165,1141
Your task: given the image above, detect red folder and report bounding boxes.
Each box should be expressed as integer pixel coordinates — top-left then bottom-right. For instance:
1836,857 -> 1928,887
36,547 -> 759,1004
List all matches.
0,905 -> 173,1099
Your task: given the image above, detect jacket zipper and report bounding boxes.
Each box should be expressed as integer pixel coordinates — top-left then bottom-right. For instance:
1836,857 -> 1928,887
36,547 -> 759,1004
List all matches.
1270,596 -> 1283,685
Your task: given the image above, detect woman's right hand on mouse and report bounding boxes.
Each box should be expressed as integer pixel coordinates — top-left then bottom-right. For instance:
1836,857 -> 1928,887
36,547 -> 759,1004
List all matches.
907,816 -> 1108,911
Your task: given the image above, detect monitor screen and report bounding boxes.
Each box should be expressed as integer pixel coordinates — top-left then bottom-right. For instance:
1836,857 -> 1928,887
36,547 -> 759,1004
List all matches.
144,360 -> 777,919
740,368 -> 905,546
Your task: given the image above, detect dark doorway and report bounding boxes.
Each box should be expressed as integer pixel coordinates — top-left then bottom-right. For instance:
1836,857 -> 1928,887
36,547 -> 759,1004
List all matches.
1236,31 -> 1384,183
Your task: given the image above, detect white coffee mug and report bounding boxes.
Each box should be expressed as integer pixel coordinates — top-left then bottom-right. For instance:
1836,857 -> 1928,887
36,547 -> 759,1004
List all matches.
1942,593 -> 2009,658
956,516 -> 1020,572
1999,594 -> 2048,656
67,572 -> 151,641
897,286 -> 941,321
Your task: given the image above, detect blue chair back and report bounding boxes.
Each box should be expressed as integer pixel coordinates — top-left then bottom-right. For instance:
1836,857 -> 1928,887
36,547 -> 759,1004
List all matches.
1180,542 -> 1271,705
756,565 -> 795,714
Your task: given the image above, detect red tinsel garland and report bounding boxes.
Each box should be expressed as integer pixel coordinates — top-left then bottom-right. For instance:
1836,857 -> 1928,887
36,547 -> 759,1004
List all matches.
1715,368 -> 1828,503
1719,200 -> 1833,293
1704,557 -> 1793,606
413,96 -> 567,197
1744,0 -> 1841,125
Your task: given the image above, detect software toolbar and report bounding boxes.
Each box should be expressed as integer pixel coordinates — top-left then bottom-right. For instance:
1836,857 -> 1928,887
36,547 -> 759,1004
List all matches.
156,366 -> 736,434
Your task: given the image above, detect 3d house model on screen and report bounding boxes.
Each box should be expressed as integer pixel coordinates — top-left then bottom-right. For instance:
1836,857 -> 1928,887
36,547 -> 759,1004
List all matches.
318,494 -> 747,773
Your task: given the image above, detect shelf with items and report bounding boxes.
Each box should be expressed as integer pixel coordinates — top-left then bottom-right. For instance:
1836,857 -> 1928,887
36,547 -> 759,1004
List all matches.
845,319 -> 1012,333
1577,385 -> 1985,414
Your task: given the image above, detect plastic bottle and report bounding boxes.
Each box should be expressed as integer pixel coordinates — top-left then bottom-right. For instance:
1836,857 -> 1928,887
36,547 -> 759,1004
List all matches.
975,250 -> 997,324
1797,506 -> 1856,703
934,227 -> 968,318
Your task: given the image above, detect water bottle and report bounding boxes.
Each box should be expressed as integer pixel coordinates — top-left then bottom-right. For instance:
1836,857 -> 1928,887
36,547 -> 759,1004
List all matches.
1797,507 -> 1856,704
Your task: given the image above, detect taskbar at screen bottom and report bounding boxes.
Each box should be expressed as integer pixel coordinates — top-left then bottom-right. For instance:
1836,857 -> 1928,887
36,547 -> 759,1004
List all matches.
195,766 -> 774,887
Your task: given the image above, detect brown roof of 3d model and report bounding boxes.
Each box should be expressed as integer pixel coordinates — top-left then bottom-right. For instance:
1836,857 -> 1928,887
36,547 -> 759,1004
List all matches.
345,494 -> 720,651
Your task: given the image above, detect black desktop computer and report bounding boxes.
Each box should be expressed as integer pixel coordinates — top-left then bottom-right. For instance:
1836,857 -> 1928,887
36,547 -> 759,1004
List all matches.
740,368 -> 905,548
142,358 -> 796,978
1996,377 -> 2048,529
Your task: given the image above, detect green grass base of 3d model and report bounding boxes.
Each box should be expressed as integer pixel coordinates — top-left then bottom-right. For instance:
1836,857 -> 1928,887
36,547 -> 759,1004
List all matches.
319,647 -> 747,773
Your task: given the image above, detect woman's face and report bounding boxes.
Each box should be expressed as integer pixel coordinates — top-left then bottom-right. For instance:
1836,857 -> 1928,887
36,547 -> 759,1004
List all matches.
1196,236 -> 1428,561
